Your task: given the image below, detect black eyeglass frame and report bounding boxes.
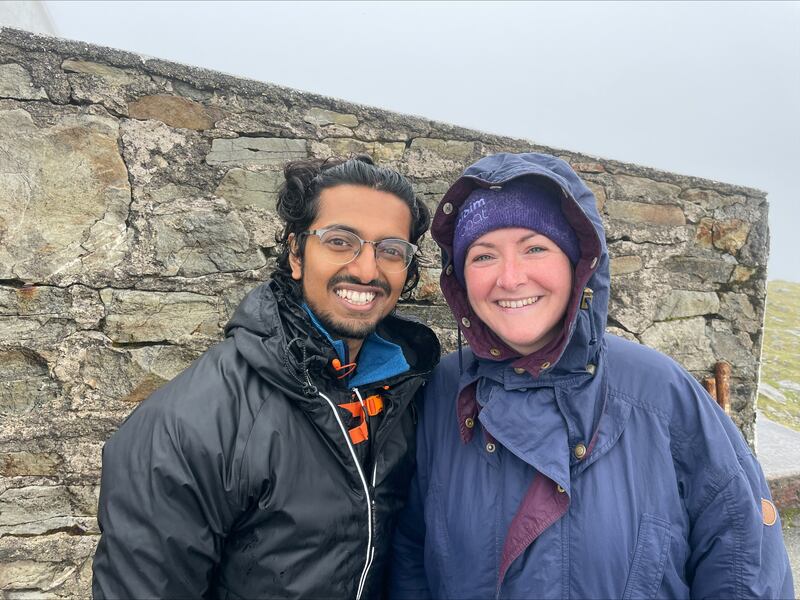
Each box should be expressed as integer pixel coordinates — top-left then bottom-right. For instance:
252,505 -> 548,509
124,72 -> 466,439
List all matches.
301,227 -> 418,272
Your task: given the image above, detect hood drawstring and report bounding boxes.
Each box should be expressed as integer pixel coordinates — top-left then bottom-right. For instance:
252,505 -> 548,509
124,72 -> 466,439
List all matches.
285,337 -> 318,397
331,358 -> 357,380
457,326 -> 464,376
581,288 -> 597,346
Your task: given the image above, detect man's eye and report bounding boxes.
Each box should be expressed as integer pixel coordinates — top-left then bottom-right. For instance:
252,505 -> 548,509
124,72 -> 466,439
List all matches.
324,235 -> 356,249
377,242 -> 408,261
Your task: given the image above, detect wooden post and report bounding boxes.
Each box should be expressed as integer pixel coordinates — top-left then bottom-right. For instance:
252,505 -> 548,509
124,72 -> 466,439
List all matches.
715,361 -> 731,414
703,376 -> 717,402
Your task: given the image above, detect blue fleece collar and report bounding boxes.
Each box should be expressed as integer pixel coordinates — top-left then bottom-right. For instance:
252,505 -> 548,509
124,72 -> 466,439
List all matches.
303,304 -> 410,387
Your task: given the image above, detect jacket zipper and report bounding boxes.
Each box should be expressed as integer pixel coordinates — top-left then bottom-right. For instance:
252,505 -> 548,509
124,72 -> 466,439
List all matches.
353,388 -> 378,597
318,389 -> 373,600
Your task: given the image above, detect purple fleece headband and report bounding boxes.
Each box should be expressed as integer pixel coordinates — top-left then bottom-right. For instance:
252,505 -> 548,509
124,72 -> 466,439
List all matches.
453,177 -> 580,285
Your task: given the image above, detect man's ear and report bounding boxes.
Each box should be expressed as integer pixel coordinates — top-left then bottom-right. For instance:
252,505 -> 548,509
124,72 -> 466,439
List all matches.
288,233 -> 302,281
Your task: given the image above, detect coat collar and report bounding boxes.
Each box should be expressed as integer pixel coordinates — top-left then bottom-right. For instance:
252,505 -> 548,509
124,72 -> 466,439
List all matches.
454,344 -> 631,492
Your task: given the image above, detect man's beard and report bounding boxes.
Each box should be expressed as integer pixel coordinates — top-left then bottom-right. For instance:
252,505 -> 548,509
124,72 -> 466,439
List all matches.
305,274 -> 393,342
311,305 -> 379,341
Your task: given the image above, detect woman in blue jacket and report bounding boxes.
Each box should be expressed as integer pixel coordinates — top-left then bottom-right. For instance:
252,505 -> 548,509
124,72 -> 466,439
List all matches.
390,152 -> 793,599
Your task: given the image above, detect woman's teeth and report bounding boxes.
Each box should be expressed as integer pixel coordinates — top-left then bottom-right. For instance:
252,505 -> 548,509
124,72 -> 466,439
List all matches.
498,297 -> 539,309
336,289 -> 376,305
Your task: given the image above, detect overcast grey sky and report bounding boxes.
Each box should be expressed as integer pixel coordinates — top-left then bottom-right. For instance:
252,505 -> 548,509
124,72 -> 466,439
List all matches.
37,1 -> 800,282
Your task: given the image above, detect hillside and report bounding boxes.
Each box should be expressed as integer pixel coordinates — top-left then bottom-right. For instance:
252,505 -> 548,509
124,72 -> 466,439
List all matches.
759,280 -> 800,431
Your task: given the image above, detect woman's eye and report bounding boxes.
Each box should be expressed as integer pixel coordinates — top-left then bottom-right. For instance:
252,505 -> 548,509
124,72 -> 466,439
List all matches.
526,245 -> 545,254
471,254 -> 493,262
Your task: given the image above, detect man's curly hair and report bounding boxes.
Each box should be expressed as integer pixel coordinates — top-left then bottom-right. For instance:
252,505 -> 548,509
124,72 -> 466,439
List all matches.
273,155 -> 431,299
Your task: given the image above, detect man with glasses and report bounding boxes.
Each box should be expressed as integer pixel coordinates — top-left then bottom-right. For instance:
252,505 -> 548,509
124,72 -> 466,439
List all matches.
92,156 -> 440,599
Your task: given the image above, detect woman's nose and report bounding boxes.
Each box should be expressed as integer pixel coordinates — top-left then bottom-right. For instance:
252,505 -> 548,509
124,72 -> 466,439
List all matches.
496,256 -> 526,289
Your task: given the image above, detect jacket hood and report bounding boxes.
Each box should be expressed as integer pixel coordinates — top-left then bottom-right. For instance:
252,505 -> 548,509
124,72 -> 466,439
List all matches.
224,276 -> 440,400
432,152 -> 609,377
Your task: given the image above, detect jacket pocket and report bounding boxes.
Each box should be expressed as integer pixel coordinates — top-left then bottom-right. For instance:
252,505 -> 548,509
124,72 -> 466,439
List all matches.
622,513 -> 671,600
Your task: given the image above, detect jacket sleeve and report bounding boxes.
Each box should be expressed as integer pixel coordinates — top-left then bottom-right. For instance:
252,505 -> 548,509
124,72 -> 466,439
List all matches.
388,469 -> 432,599
92,382 -> 241,599
679,381 -> 794,598
388,389 -> 433,600
687,455 -> 794,598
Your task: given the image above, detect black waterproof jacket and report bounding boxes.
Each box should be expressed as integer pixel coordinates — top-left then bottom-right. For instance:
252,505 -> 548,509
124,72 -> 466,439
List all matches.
92,277 -> 440,599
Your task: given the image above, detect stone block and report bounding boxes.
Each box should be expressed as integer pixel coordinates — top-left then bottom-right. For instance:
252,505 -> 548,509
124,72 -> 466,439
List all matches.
137,197 -> 266,277
0,285 -> 69,317
128,94 -> 217,130
413,179 -> 451,215
0,63 -> 47,100
215,168 -> 283,211
695,217 -> 715,248
610,255 -> 642,277
410,138 -> 474,161
121,118 -> 203,189
0,532 -> 97,594
206,137 -> 307,166
61,59 -> 135,85
0,349 -> 58,413
0,284 -> 103,330
404,138 -> 476,178
712,218 -> 750,254
75,343 -> 198,409
0,316 -> 75,351
408,267 -> 444,304
730,265 -> 755,283
662,255 -> 736,284
606,200 -> 685,226
304,107 -> 359,127
640,317 -> 714,372
719,292 -> 757,322
609,275 -> 670,334
614,174 -> 681,203
0,452 -> 61,477
312,138 -> 406,163
100,289 -> 220,344
0,108 -> 131,285
680,188 -> 746,210
738,213 -> 768,266
0,485 -> 72,535
654,290 -> 720,321
61,59 -> 145,115
709,319 -> 756,374
0,560 -> 71,591
585,181 -> 607,213
571,161 -> 605,173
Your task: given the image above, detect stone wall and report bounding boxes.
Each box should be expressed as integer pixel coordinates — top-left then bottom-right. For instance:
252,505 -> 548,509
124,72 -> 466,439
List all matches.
0,27 -> 769,597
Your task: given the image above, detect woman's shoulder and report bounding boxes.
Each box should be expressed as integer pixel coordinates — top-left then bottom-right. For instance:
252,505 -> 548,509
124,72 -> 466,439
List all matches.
603,333 -> 744,448
603,333 -> 718,421
419,348 -> 474,415
605,333 -> 701,392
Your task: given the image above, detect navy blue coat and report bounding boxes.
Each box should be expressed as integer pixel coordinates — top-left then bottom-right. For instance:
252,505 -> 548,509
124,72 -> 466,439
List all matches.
390,153 -> 793,599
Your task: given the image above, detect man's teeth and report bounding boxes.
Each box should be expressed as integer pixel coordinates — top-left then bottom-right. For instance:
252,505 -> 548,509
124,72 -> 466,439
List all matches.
498,297 -> 539,309
336,289 -> 376,305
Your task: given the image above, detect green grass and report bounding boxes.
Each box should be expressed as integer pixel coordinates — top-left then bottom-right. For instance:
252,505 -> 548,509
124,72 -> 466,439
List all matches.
759,280 -> 800,432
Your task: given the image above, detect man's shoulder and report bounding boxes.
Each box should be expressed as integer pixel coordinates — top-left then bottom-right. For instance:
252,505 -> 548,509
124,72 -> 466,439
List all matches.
116,338 -> 274,439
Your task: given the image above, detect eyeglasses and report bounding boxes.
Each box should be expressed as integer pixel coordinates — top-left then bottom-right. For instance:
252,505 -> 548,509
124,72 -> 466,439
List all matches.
301,227 -> 418,272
